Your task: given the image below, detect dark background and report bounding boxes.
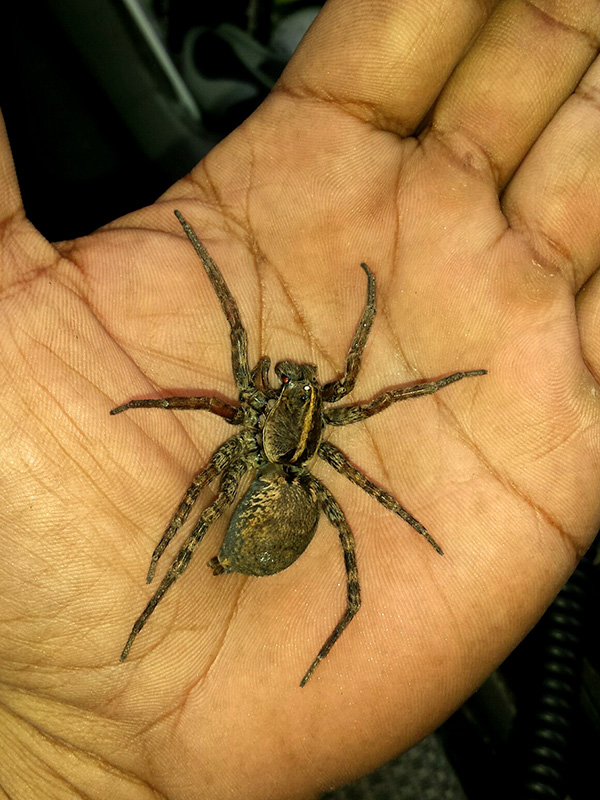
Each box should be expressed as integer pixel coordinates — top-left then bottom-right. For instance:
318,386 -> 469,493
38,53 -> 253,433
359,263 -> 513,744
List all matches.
1,0 -> 319,240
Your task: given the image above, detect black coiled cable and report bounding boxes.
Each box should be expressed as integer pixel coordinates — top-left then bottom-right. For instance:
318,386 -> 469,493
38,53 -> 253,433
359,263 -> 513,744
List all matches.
516,546 -> 595,799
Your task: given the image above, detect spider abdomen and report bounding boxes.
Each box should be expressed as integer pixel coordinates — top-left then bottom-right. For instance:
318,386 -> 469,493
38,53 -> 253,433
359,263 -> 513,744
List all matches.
215,465 -> 320,576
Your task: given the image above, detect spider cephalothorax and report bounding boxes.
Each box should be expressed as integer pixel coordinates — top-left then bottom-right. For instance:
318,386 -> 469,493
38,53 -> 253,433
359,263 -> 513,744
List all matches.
113,209 -> 486,686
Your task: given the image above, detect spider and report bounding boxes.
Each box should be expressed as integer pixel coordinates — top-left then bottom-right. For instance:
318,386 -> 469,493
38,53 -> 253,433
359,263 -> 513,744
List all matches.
113,209 -> 486,686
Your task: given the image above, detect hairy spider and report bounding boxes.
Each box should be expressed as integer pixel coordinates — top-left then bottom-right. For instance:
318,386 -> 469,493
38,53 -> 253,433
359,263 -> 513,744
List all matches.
113,209 -> 486,686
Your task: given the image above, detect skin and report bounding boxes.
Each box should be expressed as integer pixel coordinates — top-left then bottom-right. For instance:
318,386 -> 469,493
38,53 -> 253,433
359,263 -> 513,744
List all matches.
1,0 -> 600,798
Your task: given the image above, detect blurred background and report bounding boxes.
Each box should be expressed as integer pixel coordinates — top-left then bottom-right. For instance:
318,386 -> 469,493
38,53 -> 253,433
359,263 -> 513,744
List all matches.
1,0 -> 321,240
1,2 -> 599,798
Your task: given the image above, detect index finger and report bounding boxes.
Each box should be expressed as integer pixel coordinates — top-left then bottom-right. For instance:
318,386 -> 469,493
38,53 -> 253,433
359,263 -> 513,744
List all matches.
281,0 -> 495,134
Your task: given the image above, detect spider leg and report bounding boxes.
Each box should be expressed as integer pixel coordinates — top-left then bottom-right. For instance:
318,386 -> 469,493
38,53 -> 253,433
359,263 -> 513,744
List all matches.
300,476 -> 361,687
110,394 -> 244,423
322,263 -> 376,403
174,210 -> 252,391
146,433 -> 246,583
324,370 -> 487,426
120,458 -> 249,662
319,441 -> 443,555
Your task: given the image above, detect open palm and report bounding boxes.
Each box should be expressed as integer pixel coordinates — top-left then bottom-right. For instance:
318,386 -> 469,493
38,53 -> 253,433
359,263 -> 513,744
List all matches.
2,2 -> 600,799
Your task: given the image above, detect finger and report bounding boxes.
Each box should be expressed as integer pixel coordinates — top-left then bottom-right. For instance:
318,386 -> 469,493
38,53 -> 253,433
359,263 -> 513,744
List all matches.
0,110 -> 23,226
503,54 -> 600,292
432,0 -> 600,188
577,269 -> 600,385
281,0 -> 496,134
0,111 -> 58,290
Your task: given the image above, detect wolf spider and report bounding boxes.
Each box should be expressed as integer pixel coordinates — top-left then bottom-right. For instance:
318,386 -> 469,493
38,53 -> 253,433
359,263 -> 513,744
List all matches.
113,209 -> 486,686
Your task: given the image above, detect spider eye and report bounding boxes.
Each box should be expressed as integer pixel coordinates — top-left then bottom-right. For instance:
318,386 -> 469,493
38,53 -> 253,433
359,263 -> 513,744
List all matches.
281,375 -> 289,384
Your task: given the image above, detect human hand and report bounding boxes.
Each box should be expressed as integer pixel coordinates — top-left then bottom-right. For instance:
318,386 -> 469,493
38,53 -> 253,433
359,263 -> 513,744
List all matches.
1,2 -> 600,798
